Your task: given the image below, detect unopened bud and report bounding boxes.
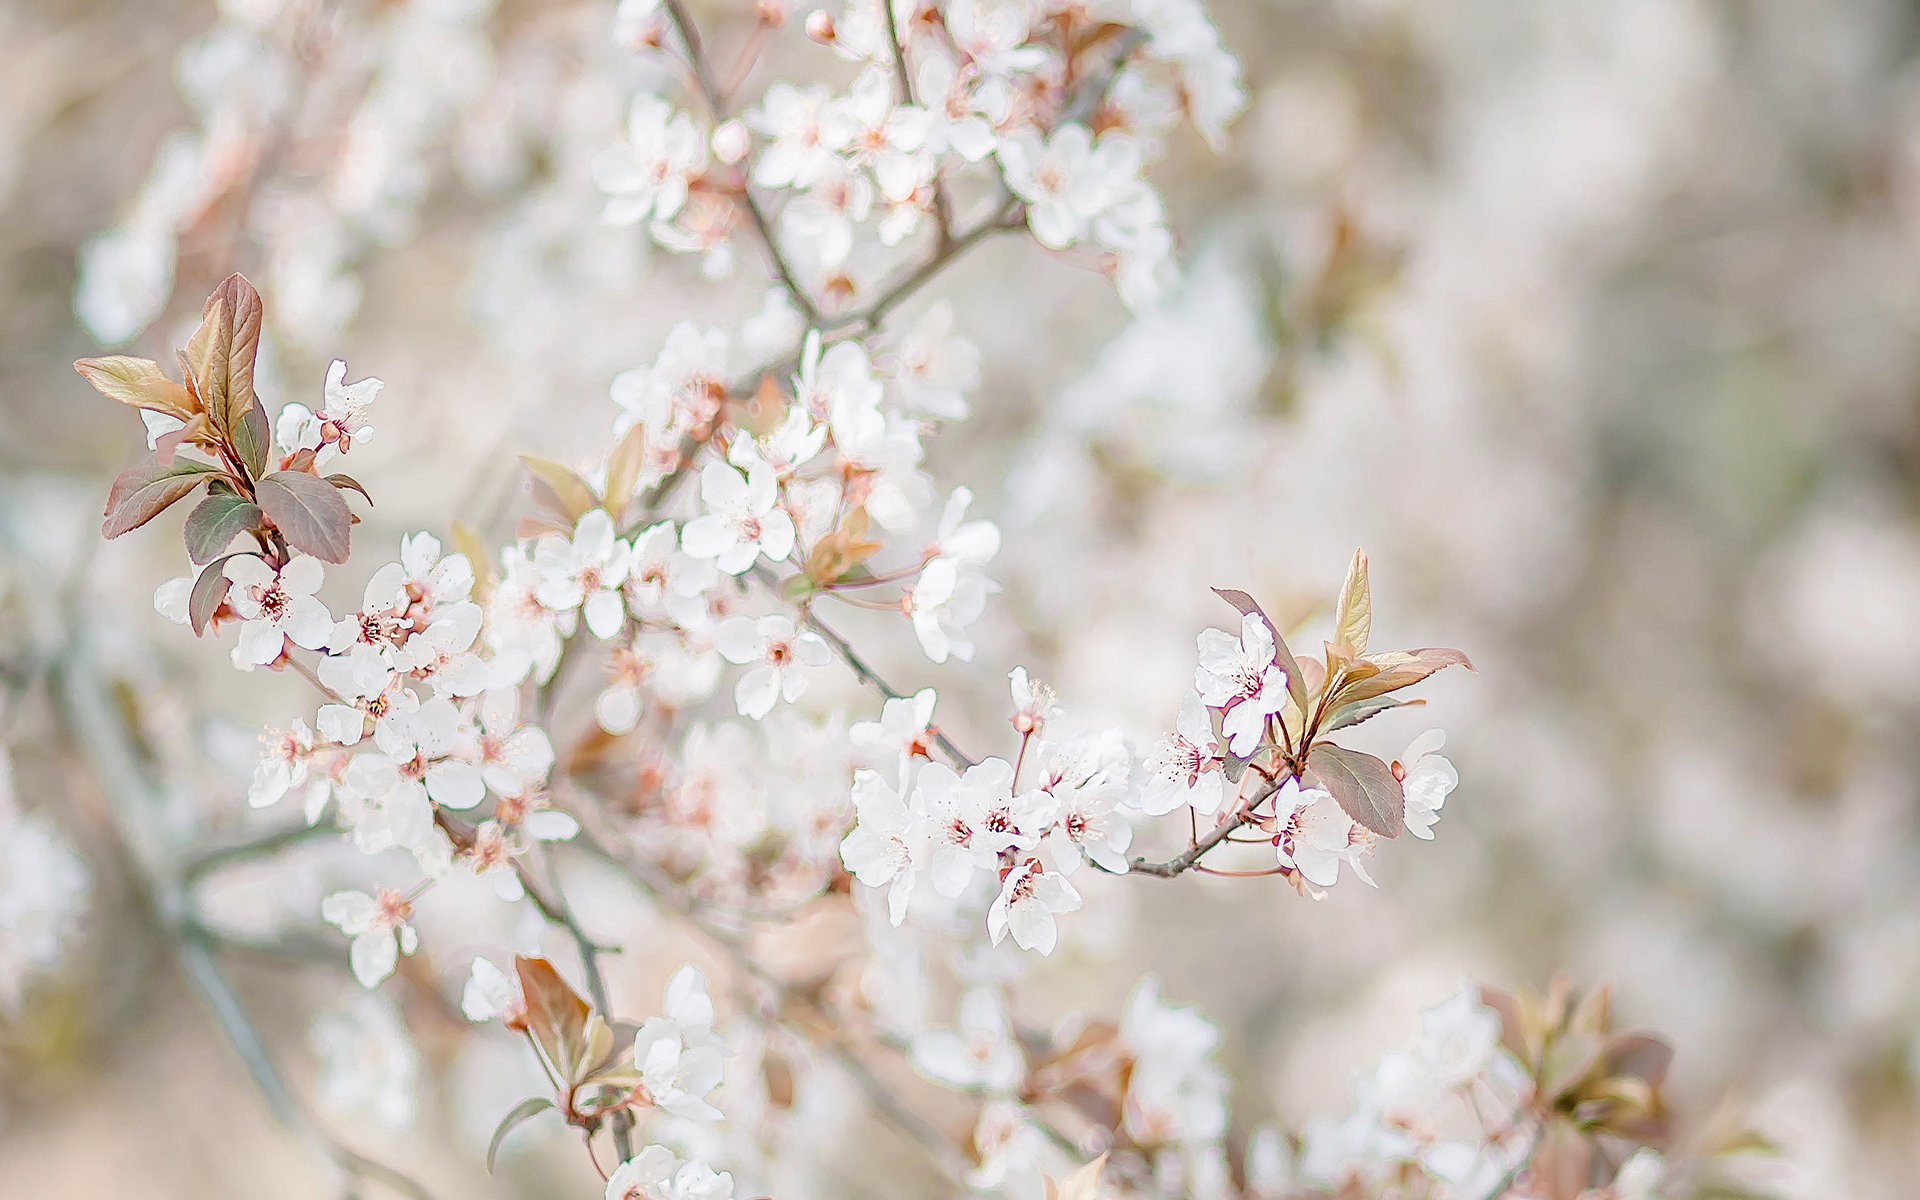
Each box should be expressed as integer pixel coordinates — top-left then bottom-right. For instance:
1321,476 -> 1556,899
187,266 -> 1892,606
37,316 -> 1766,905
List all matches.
805,9 -> 836,43
757,0 -> 792,27
711,118 -> 752,165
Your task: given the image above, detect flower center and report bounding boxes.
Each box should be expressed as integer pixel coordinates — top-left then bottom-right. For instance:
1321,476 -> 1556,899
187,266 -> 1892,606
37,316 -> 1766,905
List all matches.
257,583 -> 290,621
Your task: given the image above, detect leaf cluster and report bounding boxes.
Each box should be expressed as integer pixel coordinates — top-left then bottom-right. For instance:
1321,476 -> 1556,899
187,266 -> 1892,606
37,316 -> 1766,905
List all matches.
1216,549 -> 1472,837
1481,977 -> 1677,1198
76,275 -> 368,632
487,956 -> 647,1172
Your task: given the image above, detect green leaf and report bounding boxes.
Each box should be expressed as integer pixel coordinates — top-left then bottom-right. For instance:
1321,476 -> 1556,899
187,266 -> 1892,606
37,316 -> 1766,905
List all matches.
1211,587 -> 1308,712
183,494 -> 263,565
189,554 -> 241,635
230,396 -> 272,478
256,470 -> 352,563
73,356 -> 196,419
101,458 -> 220,538
1306,743 -> 1404,838
1322,695 -> 1423,733
519,455 -> 597,524
1330,647 -> 1473,707
1333,548 -> 1370,655
485,1096 -> 556,1173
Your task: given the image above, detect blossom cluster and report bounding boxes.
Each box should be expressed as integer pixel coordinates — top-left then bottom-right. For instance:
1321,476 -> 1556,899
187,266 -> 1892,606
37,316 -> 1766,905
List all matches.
1295,983 -> 1673,1200
840,599 -> 1464,949
598,0 -> 1245,308
841,673 -> 1131,952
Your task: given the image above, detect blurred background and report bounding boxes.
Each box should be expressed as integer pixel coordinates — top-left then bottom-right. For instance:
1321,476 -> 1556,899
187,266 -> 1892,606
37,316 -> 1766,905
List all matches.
3,0 -> 1919,1196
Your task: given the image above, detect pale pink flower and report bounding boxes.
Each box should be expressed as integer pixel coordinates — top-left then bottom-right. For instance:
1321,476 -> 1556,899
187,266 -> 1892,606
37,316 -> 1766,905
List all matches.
224,555 -> 332,666
321,887 -> 419,987
841,769 -> 926,925
681,458 -> 796,575
1140,693 -> 1225,816
713,614 -> 830,719
987,856 -> 1081,954
1194,612 -> 1287,755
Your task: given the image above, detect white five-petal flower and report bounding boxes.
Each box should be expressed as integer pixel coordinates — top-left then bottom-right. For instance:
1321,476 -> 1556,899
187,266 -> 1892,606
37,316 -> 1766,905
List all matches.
224,555 -> 332,666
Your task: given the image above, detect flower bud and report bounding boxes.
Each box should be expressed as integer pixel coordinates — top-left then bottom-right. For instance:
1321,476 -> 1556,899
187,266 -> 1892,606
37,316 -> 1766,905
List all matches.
805,9 -> 836,43
711,119 -> 752,165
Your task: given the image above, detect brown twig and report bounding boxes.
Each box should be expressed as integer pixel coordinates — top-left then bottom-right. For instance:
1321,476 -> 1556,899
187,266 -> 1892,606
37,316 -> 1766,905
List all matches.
661,0 -> 820,323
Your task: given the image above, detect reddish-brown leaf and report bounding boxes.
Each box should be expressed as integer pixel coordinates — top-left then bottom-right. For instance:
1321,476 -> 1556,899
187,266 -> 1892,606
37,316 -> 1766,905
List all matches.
1330,647 -> 1474,706
182,274 -> 264,438
189,554 -> 240,635
1306,743 -> 1404,838
231,396 -> 271,478
602,424 -> 648,524
485,1096 -> 555,1173
1333,547 -> 1371,655
519,455 -> 597,524
256,470 -> 352,563
183,493 -> 263,565
215,274 -> 264,434
101,459 -> 221,538
513,956 -> 591,1083
325,473 -> 374,505
1323,695 -> 1424,733
1603,1033 -> 1673,1088
74,356 -> 196,419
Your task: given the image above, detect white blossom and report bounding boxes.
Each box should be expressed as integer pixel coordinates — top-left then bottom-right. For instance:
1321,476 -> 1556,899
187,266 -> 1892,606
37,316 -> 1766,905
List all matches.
224,554 -> 332,666
249,718 -> 316,809
713,614 -> 830,719
460,955 -> 519,1023
1194,612 -> 1287,755
1141,693 -> 1225,816
986,855 -> 1081,954
1399,729 -> 1458,840
277,360 -> 383,466
681,458 -> 797,575
321,887 -> 420,987
911,987 -> 1025,1092
594,95 -> 707,225
535,508 -> 634,639
631,966 -> 726,1120
850,687 -> 938,788
748,82 -> 838,190
840,769 -> 926,925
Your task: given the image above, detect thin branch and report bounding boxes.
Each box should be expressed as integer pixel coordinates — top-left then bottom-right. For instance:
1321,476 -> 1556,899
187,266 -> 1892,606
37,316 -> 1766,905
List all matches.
661,0 -> 820,323
49,634 -> 440,1200
797,603 -> 977,769
526,848 -> 634,1160
1123,771 -> 1285,878
182,820 -> 342,886
565,831 -> 973,1184
875,0 -> 958,249
831,203 -> 1025,335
